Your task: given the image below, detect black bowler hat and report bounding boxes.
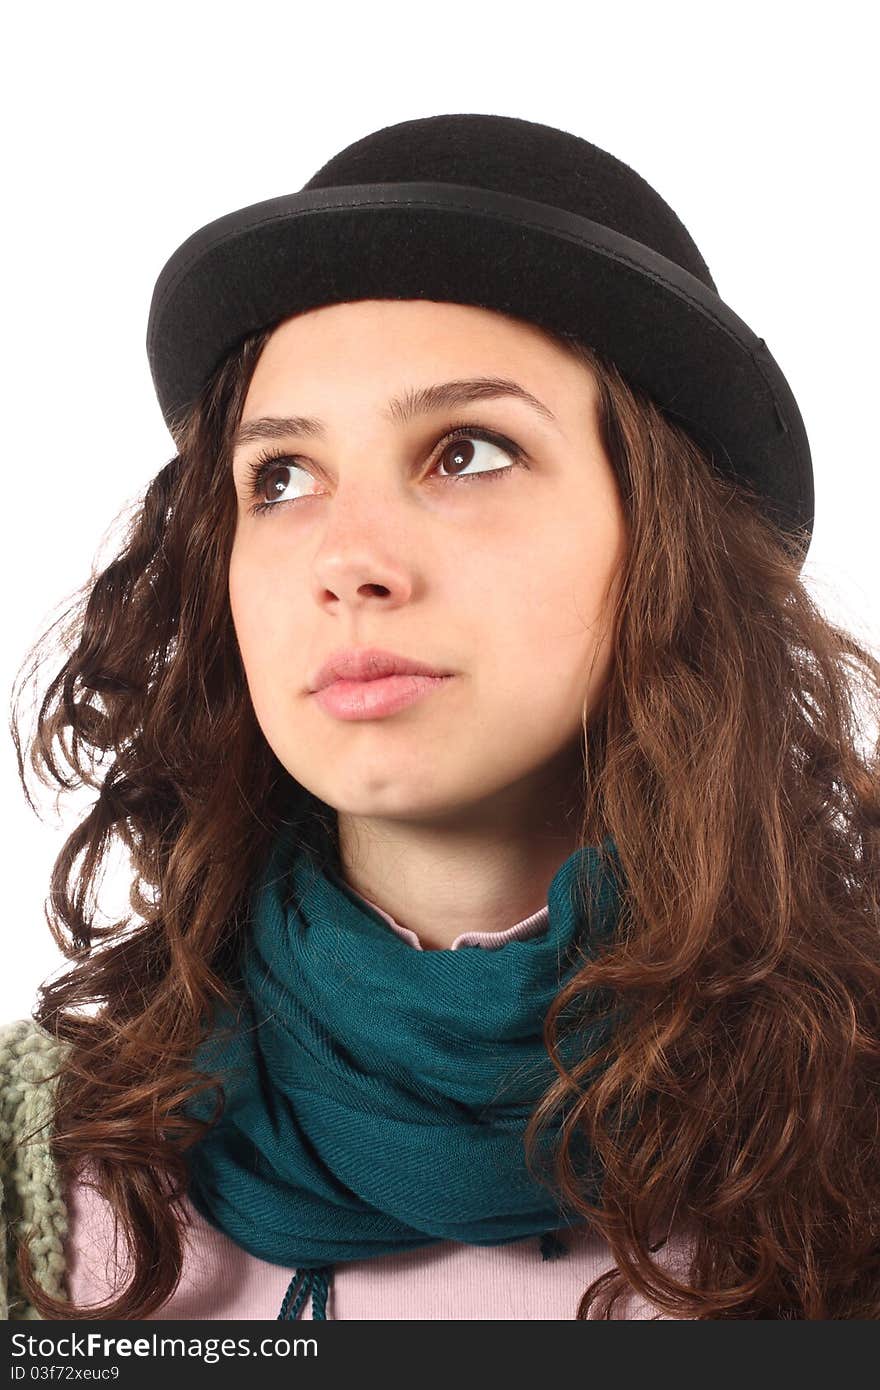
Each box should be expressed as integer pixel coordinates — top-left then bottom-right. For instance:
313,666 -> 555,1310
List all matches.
146,112 -> 814,565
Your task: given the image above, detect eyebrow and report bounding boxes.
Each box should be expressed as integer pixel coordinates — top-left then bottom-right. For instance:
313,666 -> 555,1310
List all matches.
232,377 -> 558,451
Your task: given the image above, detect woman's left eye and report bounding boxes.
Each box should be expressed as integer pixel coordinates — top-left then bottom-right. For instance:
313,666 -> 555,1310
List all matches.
242,425 -> 527,516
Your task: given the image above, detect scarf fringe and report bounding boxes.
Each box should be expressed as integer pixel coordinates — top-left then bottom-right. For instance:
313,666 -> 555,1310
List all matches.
276,1232 -> 569,1319
278,1265 -> 332,1320
539,1228 -> 569,1260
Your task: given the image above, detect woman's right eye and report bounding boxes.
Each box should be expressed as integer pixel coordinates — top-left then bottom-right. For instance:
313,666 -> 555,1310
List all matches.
242,425 -> 526,517
244,451 -> 307,513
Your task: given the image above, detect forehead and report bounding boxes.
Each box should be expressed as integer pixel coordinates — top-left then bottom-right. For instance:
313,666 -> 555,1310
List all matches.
261,297 -> 561,351
240,298 -> 594,425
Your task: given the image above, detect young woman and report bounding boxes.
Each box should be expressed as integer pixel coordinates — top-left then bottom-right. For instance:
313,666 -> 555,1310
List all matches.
3,113 -> 879,1322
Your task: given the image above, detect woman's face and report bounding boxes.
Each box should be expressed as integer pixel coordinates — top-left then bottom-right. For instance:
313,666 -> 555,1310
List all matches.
229,299 -> 628,835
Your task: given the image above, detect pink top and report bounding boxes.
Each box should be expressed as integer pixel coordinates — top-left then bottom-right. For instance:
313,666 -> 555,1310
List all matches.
65,889 -> 691,1319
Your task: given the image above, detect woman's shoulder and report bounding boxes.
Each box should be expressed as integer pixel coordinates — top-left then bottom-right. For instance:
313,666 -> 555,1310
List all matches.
0,1015 -> 71,1143
0,1016 -> 71,1320
0,1015 -> 70,1075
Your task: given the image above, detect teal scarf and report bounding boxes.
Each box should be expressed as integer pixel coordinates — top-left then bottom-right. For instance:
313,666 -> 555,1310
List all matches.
184,819 -> 625,1319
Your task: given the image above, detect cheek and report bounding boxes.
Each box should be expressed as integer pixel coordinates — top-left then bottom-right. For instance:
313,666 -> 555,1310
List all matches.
492,549 -> 604,660
228,545 -> 294,684
492,546 -> 617,716
228,560 -> 259,663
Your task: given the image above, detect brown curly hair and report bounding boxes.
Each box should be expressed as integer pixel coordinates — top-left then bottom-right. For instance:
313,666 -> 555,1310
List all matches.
8,314 -> 880,1319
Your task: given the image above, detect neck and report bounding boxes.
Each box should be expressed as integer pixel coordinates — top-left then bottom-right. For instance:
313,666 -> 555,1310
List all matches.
334,760 -> 585,951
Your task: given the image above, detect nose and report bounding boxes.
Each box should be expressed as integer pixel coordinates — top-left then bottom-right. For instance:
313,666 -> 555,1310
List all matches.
310,537 -> 415,613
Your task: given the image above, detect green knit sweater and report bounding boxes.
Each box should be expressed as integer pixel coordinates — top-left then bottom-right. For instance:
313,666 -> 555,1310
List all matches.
0,1018 -> 71,1320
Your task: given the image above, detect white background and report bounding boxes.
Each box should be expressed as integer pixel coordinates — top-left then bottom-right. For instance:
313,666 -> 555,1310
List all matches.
3,1 -> 877,1021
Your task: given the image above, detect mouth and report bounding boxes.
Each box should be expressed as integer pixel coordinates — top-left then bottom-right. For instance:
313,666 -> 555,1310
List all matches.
310,672 -> 455,722
309,646 -> 454,693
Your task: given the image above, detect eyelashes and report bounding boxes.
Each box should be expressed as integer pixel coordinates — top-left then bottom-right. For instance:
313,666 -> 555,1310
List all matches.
242,423 -> 527,516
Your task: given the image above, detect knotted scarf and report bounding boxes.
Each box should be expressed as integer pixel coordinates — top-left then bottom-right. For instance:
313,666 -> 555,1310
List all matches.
183,818 -> 626,1319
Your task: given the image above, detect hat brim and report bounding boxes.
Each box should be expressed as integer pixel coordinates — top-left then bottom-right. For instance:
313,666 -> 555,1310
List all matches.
147,181 -> 813,560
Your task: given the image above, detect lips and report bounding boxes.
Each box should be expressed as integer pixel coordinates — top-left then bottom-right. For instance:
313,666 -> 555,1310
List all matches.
309,646 -> 452,693
312,672 -> 454,721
